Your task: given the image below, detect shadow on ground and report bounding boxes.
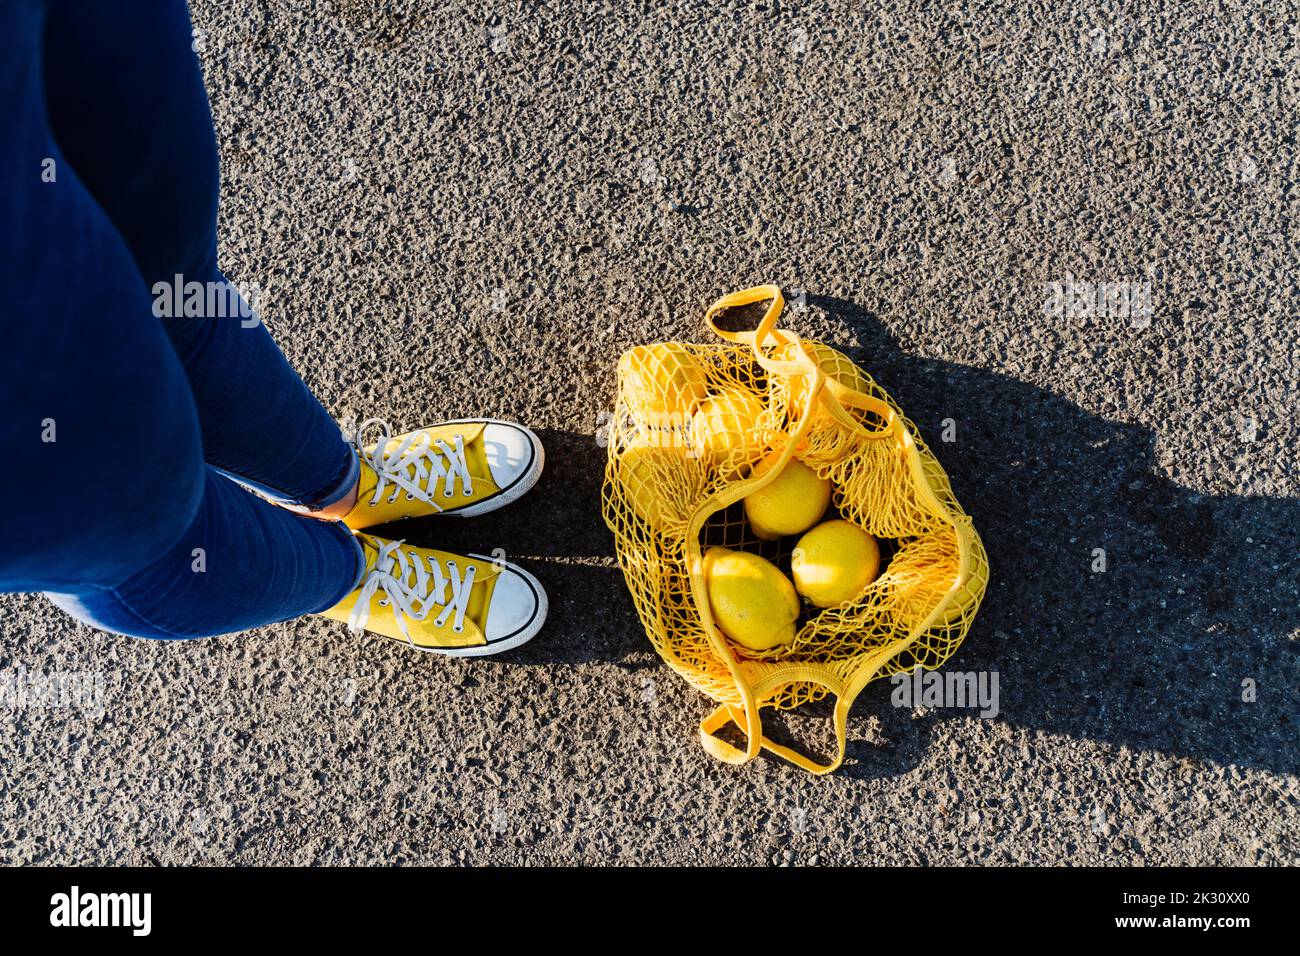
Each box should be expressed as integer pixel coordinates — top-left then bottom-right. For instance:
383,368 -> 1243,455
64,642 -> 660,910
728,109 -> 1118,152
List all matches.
392,294 -> 1299,779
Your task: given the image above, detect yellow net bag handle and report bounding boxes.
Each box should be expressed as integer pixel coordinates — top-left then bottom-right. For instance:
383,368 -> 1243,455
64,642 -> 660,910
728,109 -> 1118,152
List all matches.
705,285 -> 899,441
694,287 -> 852,772
686,286 -> 825,769
698,673 -> 851,775
697,634 -> 947,774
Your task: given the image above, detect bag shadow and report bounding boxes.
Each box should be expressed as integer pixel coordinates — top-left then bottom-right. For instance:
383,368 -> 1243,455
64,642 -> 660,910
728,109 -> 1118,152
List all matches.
811,292 -> 1298,779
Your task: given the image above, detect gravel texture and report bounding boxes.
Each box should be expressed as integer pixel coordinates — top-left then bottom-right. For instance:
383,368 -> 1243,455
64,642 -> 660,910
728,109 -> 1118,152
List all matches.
1,0 -> 1297,865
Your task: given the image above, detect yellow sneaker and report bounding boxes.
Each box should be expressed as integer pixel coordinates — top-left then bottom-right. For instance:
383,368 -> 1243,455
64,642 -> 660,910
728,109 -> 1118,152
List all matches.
321,533 -> 547,656
343,418 -> 544,529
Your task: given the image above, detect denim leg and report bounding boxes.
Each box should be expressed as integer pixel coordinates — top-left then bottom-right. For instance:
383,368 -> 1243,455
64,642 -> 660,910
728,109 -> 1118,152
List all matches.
41,0 -> 358,509
164,290 -> 362,509
0,0 -> 205,592
1,4 -> 363,633
48,469 -> 363,640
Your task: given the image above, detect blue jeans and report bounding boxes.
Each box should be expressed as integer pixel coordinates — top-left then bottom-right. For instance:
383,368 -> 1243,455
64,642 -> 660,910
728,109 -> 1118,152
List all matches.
0,0 -> 363,637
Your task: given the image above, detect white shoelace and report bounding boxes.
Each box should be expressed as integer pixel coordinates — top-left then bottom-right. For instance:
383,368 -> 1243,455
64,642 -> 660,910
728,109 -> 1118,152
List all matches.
348,538 -> 477,647
354,418 -> 474,511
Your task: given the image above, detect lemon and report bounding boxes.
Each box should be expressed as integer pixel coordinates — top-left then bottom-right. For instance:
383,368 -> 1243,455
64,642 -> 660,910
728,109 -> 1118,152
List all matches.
618,437 -> 689,531
618,344 -> 709,429
773,341 -> 870,425
702,547 -> 799,651
791,519 -> 881,607
690,388 -> 766,472
742,451 -> 831,540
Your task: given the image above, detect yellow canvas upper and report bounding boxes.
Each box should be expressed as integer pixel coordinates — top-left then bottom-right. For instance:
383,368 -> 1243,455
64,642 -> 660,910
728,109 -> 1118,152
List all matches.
343,422 -> 504,529
320,534 -> 503,650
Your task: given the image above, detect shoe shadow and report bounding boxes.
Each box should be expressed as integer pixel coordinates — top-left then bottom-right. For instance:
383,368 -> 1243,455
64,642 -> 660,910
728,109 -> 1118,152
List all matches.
395,295 -> 1298,779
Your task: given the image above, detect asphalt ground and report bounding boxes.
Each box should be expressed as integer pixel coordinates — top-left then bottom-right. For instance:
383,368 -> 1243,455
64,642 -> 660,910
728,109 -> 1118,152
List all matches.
1,0 -> 1296,864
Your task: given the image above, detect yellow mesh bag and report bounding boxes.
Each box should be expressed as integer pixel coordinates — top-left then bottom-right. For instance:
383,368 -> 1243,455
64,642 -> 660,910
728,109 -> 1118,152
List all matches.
601,285 -> 990,774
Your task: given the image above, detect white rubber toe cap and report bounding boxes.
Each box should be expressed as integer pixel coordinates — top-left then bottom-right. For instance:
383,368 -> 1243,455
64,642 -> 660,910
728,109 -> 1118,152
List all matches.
450,420 -> 545,518
483,422 -> 542,491
471,559 -> 548,655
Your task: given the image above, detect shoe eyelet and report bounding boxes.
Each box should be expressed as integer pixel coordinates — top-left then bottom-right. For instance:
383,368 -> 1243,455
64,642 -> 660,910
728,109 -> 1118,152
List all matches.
405,493 -> 414,501
453,624 -> 464,633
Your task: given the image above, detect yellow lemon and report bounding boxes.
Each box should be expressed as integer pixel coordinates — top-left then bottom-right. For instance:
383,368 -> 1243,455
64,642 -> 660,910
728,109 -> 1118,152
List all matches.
618,344 -> 709,429
618,437 -> 689,531
702,547 -> 799,651
791,519 -> 881,607
742,451 -> 831,540
773,341 -> 870,425
690,388 -> 766,472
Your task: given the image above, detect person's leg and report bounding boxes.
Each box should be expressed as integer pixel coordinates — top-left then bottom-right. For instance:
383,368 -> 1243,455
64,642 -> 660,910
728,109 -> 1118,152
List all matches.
49,470 -> 362,639
0,1 -> 361,634
40,0 -> 359,513
14,1 -> 546,651
0,0 -> 202,591
40,1 -> 552,532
